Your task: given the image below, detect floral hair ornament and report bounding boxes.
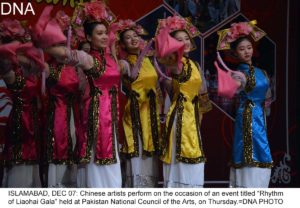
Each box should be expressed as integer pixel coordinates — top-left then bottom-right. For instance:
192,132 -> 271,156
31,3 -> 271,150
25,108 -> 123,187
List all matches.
72,0 -> 116,27
111,19 -> 148,39
69,26 -> 86,48
156,15 -> 200,38
217,20 -> 266,50
0,19 -> 27,42
155,15 -> 199,52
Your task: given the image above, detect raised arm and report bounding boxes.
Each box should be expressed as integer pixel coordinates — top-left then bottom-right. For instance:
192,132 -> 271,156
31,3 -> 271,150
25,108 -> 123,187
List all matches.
45,46 -> 94,70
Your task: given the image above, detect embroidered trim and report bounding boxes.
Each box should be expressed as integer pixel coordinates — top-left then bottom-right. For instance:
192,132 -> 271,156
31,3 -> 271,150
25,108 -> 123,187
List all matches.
6,70 -> 25,92
10,96 -> 23,146
128,90 -> 142,158
46,94 -> 75,164
231,161 -> 273,169
9,72 -> 26,163
79,87 -> 101,163
46,96 -> 55,163
110,86 -> 119,144
192,96 -> 206,161
84,50 -> 106,79
148,89 -> 160,155
6,75 -> 40,164
175,94 -> 185,162
47,64 -> 64,87
242,99 -> 254,165
93,86 -> 120,165
162,94 -> 206,164
172,58 -> 192,83
94,157 -> 117,165
239,99 -> 273,168
161,95 -> 181,158
31,99 -> 39,142
122,75 -> 133,93
244,65 -> 256,93
199,93 -> 212,113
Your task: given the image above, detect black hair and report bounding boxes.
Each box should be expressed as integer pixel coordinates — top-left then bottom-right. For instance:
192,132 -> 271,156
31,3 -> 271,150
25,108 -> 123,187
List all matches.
1,36 -> 13,44
83,21 -> 107,40
170,30 -> 189,38
230,36 -> 254,51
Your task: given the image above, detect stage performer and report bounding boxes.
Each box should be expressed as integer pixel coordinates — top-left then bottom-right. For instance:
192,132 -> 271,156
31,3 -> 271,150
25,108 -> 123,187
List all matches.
29,9 -> 82,187
112,19 -> 161,187
155,16 -> 212,187
215,20 -> 273,187
32,1 -> 122,187
0,19 -> 44,187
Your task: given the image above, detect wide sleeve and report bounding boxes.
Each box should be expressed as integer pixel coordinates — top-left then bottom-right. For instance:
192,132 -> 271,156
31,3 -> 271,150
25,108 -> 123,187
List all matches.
195,62 -> 212,114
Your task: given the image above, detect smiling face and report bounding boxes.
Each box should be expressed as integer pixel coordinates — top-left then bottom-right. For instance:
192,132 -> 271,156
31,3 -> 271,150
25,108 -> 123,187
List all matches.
121,29 -> 140,54
173,30 -> 192,54
87,24 -> 108,50
234,38 -> 253,65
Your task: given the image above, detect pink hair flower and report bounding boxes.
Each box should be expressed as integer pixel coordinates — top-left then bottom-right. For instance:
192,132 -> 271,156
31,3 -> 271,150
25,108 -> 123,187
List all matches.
0,19 -> 25,38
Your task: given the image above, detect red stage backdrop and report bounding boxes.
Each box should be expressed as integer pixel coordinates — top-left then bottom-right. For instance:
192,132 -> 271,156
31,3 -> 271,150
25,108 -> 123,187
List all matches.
0,0 -> 298,187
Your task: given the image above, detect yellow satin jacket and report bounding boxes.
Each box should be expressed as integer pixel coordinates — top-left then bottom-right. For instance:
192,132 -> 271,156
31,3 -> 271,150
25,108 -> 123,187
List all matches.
160,57 -> 211,164
121,54 -> 161,157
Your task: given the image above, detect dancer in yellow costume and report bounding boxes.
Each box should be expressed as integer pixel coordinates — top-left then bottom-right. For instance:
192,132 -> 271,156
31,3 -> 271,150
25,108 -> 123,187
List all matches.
156,16 -> 212,187
113,20 -> 161,187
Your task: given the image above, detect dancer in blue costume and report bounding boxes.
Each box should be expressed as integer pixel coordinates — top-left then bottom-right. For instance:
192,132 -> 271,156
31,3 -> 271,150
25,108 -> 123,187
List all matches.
216,21 -> 273,187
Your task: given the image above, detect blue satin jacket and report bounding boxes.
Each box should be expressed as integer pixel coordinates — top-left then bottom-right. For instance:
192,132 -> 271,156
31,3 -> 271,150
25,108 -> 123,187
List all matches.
232,63 -> 273,168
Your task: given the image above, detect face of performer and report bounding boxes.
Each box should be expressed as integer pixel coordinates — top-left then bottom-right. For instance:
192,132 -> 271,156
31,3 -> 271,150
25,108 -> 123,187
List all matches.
173,30 -> 192,54
87,23 -> 108,49
234,38 -> 253,65
121,29 -> 140,54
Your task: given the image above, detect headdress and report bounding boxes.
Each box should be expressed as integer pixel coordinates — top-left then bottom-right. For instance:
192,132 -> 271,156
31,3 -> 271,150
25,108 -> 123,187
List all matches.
214,20 -> 264,98
110,19 -> 147,39
71,0 -> 116,49
53,10 -> 85,49
109,19 -> 148,58
155,15 -> 200,53
155,15 -> 199,69
155,15 -> 200,38
0,19 -> 30,42
216,20 -> 266,50
72,0 -> 116,27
